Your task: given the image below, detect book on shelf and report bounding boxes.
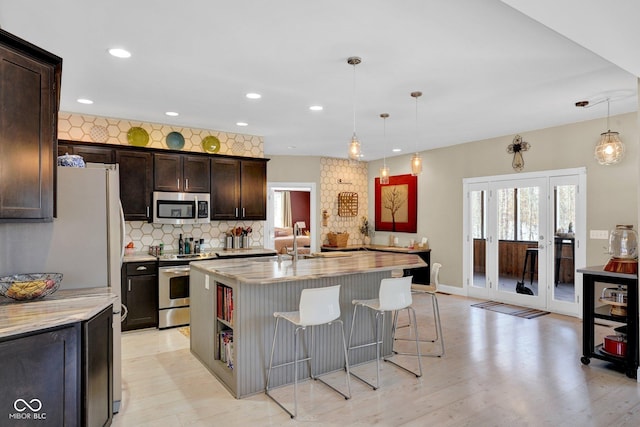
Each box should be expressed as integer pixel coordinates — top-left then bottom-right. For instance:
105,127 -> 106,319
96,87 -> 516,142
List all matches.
219,329 -> 234,369
216,284 -> 233,325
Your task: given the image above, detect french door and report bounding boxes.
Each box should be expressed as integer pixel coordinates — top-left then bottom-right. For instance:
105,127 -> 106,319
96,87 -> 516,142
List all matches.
464,169 -> 585,316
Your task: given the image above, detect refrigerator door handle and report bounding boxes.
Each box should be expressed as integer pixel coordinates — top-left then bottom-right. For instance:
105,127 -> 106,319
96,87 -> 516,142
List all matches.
119,201 -> 125,263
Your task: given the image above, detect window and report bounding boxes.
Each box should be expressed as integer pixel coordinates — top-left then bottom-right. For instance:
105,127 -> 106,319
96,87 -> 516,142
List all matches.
496,187 -> 539,241
470,190 -> 485,239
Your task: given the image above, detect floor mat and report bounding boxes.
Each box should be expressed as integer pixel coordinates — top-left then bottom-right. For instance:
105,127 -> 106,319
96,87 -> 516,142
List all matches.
470,301 -> 549,319
178,326 -> 190,338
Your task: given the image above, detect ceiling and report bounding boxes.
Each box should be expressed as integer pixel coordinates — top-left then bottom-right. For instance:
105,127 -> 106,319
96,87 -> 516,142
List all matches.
0,0 -> 637,160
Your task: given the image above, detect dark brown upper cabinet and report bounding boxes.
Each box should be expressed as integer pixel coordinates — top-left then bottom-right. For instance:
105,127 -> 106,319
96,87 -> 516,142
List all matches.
116,149 -> 153,221
154,153 -> 210,193
0,29 -> 62,221
210,158 -> 267,220
58,142 -> 116,164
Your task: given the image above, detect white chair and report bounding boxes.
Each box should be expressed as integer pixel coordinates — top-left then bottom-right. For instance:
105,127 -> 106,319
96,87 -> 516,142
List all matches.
265,285 -> 351,419
395,262 -> 445,357
347,276 -> 422,390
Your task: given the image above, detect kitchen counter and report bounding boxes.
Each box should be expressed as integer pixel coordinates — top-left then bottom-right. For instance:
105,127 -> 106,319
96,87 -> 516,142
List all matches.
191,251 -> 426,284
0,287 -> 117,339
215,247 -> 277,258
123,247 -> 277,263
577,265 -> 638,280
321,244 -> 431,254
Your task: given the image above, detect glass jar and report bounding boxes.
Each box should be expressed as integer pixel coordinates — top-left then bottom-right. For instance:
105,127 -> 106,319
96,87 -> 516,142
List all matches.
609,225 -> 638,259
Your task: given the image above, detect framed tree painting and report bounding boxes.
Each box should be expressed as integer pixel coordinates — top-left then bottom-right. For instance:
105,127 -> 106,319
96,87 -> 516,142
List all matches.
375,174 -> 417,232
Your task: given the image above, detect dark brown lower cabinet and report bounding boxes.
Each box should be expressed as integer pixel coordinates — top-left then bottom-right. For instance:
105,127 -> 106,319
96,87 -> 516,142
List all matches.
0,305 -> 113,427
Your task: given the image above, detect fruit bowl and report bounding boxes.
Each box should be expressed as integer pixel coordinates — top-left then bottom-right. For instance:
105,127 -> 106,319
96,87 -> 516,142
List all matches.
0,273 -> 63,301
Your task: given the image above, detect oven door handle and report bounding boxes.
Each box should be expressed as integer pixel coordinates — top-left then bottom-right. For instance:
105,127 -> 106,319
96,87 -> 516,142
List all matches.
160,267 -> 191,275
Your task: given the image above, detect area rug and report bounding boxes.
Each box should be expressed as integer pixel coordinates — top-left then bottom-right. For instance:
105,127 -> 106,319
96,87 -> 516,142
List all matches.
471,301 -> 549,319
178,326 -> 190,338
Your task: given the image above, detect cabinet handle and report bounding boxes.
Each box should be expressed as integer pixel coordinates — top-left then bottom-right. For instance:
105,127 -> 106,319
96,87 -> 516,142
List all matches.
146,206 -> 150,218
136,266 -> 148,271
185,178 -> 189,190
242,207 -> 245,218
177,178 -> 180,189
128,279 -> 132,292
235,207 -> 238,217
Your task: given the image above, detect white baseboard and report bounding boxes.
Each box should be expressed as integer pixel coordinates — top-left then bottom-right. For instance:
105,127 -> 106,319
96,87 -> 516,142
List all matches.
437,283 -> 466,296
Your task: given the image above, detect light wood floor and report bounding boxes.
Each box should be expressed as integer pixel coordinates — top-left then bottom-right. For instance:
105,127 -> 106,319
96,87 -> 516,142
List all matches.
112,293 -> 640,427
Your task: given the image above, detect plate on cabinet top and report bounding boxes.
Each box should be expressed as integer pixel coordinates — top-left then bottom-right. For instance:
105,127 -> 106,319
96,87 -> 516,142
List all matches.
202,135 -> 220,153
166,131 -> 185,150
127,127 -> 149,147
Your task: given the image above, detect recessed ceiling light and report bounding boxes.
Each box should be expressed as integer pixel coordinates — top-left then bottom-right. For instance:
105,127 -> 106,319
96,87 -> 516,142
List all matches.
245,93 -> 261,99
236,122 -> 248,127
392,148 -> 402,152
77,98 -> 93,105
309,105 -> 323,111
165,111 -> 179,117
108,48 -> 131,58
288,145 -> 297,149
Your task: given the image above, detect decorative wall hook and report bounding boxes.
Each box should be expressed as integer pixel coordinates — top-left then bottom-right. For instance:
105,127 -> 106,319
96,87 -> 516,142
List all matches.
507,135 -> 530,171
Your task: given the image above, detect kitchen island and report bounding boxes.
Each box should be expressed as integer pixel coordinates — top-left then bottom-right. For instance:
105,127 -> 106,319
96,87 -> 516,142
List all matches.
189,251 -> 427,398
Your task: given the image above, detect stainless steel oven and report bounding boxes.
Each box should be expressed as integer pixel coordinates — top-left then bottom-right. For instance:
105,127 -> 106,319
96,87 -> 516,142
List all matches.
158,265 -> 191,329
157,252 -> 217,329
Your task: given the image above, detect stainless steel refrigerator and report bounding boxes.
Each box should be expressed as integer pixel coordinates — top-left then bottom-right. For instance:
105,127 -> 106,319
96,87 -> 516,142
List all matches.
0,163 -> 125,412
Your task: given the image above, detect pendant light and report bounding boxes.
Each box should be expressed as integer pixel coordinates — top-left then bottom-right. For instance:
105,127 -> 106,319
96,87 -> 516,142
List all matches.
347,56 -> 362,160
379,113 -> 390,184
594,98 -> 625,165
410,91 -> 423,175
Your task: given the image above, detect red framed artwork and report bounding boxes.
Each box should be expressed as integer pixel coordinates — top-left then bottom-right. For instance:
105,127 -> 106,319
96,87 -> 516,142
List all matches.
375,174 -> 417,232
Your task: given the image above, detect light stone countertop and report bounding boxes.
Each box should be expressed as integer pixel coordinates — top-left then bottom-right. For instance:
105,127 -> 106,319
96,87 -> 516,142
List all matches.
190,251 -> 426,284
0,287 -> 117,340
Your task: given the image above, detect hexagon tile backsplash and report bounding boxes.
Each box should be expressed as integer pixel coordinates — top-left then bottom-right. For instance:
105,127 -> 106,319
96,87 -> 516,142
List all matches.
125,221 -> 264,253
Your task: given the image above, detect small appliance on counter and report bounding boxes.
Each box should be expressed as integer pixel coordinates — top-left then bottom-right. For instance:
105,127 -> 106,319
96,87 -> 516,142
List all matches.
604,225 -> 638,274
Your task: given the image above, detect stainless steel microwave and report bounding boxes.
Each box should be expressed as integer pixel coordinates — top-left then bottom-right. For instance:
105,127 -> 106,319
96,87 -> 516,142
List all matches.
152,192 -> 210,225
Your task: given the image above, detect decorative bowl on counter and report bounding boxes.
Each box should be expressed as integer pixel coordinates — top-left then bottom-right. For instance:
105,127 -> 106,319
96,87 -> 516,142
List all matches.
0,273 -> 63,301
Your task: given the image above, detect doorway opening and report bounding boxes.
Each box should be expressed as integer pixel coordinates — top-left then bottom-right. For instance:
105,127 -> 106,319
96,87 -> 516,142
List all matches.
266,183 -> 317,253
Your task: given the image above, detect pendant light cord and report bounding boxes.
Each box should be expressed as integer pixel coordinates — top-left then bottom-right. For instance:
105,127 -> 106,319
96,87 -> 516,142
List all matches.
606,97 -> 610,131
352,63 -> 357,136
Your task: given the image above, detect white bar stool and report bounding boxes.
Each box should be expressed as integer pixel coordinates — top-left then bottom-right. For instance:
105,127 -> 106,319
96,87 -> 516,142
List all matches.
395,262 -> 445,357
347,275 -> 422,390
265,284 -> 351,419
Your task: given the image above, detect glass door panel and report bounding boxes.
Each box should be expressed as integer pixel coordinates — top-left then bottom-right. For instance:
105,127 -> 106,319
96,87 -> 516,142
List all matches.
491,178 -> 547,306
470,188 -> 487,290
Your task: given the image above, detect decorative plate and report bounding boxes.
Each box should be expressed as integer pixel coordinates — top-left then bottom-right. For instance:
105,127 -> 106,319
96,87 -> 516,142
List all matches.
202,135 -> 221,153
166,131 -> 185,150
127,127 -> 149,147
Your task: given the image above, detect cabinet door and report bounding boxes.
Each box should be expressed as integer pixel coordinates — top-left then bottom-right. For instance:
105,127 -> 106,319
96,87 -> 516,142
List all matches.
116,150 -> 153,221
211,158 -> 241,220
0,324 -> 81,426
240,159 -> 267,220
122,274 -> 158,331
71,145 -> 115,164
0,38 -> 59,221
183,155 -> 210,193
154,153 -> 182,192
83,306 -> 113,427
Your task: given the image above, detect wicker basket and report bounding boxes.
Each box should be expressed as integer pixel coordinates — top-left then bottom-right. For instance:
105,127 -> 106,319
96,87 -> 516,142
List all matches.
327,232 -> 349,247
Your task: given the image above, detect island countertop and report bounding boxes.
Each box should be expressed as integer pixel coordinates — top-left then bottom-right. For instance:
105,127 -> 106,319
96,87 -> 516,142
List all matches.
190,251 -> 426,284
0,287 -> 117,339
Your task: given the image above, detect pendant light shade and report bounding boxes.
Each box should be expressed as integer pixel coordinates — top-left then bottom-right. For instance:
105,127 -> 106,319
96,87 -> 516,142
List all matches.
410,91 -> 423,175
347,56 -> 362,160
594,99 -> 625,165
595,131 -> 625,165
379,113 -> 390,184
